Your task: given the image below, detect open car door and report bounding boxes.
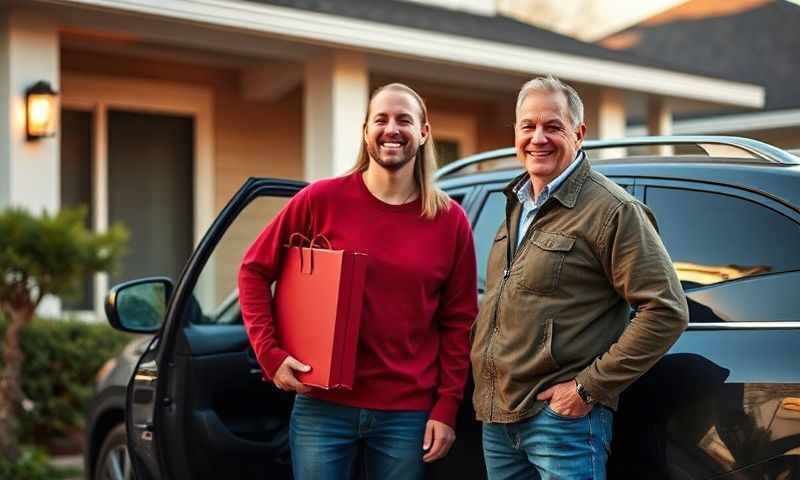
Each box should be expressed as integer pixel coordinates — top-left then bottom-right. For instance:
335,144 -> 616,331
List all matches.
126,178 -> 306,479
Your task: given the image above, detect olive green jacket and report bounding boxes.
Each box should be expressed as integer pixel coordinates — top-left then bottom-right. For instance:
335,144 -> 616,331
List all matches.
470,156 -> 689,423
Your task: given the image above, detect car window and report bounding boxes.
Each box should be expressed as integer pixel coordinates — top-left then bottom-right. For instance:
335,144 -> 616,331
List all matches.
190,195 -> 291,325
472,191 -> 506,292
646,186 -> 800,289
471,180 -> 631,290
449,192 -> 466,205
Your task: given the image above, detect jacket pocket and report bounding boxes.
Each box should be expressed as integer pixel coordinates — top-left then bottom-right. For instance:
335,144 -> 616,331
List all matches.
518,231 -> 575,295
534,317 -> 560,373
506,317 -> 560,396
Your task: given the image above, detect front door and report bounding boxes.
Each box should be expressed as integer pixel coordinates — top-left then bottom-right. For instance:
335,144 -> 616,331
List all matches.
108,110 -> 194,284
126,178 -> 306,479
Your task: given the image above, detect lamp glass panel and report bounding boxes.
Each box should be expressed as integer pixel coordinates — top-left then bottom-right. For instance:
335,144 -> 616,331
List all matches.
27,93 -> 58,137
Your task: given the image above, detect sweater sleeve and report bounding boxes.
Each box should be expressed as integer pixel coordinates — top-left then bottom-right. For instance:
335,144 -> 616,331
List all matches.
429,205 -> 479,428
238,187 -> 313,379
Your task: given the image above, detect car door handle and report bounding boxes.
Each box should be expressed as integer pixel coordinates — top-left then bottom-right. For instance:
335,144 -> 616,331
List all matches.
134,422 -> 153,432
245,349 -> 265,376
246,348 -> 261,366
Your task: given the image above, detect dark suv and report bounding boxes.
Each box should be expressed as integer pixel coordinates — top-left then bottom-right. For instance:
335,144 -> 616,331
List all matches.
86,136 -> 800,480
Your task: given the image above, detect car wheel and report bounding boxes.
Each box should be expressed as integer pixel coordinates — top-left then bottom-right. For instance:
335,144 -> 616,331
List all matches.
94,424 -> 134,480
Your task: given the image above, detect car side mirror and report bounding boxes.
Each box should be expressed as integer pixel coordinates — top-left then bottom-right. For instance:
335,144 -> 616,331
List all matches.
105,277 -> 173,333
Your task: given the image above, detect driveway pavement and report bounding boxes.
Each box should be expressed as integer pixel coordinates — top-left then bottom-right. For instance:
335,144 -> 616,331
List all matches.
50,454 -> 83,480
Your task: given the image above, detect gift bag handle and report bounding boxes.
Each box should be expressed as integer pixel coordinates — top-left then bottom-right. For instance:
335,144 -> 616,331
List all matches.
287,233 -> 331,275
311,234 -> 332,250
287,233 -> 311,248
299,247 -> 314,275
284,233 -> 314,274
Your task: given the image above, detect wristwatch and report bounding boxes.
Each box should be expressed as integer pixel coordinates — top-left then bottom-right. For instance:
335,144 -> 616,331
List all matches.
575,381 -> 595,405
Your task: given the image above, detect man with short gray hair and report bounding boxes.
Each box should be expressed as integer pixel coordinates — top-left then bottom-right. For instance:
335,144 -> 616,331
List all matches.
470,76 -> 689,479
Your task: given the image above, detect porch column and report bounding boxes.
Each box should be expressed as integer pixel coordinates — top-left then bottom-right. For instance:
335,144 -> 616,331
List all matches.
0,11 -> 60,316
647,96 -> 674,155
584,88 -> 626,159
304,51 -> 368,180
0,11 -> 59,212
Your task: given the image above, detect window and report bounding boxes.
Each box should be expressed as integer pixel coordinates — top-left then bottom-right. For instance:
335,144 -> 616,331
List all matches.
445,187 -> 473,207
449,193 -> 466,205
190,195 -> 291,325
436,139 -> 461,167
108,110 -> 194,286
646,187 -> 800,289
472,191 -> 507,291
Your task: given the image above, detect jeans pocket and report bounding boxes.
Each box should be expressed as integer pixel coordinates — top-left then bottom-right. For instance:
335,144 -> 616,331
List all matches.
589,406 -> 614,454
291,394 -> 329,418
542,403 -> 589,421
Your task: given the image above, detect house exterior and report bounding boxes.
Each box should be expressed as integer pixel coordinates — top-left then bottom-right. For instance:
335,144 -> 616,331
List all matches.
599,0 -> 800,150
0,0 -> 764,317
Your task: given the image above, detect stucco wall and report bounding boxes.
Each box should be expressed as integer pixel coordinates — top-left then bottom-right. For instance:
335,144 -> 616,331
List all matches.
426,94 -> 514,157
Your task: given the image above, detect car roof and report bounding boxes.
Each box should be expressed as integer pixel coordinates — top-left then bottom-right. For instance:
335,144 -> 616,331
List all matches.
437,137 -> 800,209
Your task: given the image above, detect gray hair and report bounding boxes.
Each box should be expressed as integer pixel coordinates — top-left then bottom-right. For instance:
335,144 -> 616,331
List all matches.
515,76 -> 584,128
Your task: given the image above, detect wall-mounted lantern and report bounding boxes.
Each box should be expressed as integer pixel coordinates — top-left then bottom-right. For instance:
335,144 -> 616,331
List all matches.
26,81 -> 59,141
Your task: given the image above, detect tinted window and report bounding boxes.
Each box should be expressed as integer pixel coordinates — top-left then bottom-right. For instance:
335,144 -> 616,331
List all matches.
473,191 -> 507,291
449,192 -> 466,205
646,187 -> 800,289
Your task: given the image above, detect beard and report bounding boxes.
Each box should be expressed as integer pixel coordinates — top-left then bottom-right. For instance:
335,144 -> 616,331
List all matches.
367,142 -> 420,172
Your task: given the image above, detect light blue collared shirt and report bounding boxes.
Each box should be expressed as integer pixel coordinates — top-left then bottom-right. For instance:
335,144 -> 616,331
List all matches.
516,151 -> 585,247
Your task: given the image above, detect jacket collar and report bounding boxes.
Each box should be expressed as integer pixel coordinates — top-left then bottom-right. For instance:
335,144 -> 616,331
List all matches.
503,150 -> 591,210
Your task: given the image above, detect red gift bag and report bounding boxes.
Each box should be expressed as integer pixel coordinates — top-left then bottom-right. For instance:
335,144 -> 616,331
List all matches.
273,234 -> 367,389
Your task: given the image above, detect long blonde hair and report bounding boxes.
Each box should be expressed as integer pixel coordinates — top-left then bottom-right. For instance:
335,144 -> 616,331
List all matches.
349,83 -> 450,219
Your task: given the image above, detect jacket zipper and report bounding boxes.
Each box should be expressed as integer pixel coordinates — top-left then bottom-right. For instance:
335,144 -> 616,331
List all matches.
484,266 -> 510,422
483,199 -> 552,421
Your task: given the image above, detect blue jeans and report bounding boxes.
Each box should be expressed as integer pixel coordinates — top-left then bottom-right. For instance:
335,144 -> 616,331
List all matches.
482,404 -> 614,480
289,395 -> 428,480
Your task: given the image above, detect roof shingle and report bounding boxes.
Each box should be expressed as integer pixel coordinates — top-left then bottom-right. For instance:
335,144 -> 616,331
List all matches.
244,0 -> 726,78
600,0 -> 799,111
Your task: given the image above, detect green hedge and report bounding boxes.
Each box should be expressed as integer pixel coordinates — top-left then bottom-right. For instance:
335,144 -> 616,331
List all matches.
0,446 -> 78,480
0,315 -> 133,446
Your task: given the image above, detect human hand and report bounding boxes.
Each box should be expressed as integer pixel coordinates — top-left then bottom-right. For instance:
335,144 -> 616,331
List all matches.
422,419 -> 455,463
536,380 -> 592,418
273,356 -> 312,394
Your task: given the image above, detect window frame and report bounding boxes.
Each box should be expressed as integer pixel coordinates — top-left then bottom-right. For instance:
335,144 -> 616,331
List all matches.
444,186 -> 480,215
468,183 -> 508,293
639,177 -> 800,330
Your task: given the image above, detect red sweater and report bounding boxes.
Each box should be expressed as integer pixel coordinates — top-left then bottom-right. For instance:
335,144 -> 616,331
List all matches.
238,172 -> 478,427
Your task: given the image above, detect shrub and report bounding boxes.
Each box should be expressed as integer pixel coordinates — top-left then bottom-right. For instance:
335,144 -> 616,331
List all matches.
0,315 -> 132,446
0,206 -> 127,458
0,445 -> 78,480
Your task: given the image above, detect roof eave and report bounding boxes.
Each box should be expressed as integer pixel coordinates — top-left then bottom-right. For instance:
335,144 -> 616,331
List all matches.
47,0 -> 765,108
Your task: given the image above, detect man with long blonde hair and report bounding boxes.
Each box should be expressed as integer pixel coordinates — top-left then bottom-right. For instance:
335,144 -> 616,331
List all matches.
239,83 -> 478,479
